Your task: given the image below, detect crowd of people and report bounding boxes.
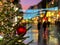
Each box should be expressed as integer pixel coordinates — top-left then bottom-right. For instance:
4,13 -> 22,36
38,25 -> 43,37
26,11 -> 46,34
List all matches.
37,19 -> 50,45
37,17 -> 60,45
55,18 -> 60,45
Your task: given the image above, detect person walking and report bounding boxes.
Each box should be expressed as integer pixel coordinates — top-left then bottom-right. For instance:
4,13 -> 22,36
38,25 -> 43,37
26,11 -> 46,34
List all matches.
37,19 -> 42,45
37,20 -> 42,31
43,21 -> 47,35
55,19 -> 60,45
43,21 -> 48,45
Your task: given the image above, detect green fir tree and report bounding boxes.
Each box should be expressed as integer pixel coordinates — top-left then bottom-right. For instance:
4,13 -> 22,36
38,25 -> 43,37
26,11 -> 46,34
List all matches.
0,0 -> 33,45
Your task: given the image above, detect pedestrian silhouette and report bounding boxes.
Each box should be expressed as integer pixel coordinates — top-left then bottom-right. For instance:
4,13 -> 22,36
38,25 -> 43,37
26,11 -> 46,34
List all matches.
47,21 -> 50,27
37,20 -> 42,30
37,19 -> 42,45
56,19 -> 60,45
43,21 -> 47,34
43,21 -> 48,45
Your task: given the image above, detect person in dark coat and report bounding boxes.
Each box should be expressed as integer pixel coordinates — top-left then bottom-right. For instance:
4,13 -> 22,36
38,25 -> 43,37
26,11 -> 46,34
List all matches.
37,19 -> 42,45
43,21 -> 48,45
56,20 -> 60,45
43,21 -> 47,34
47,21 -> 50,27
37,20 -> 42,30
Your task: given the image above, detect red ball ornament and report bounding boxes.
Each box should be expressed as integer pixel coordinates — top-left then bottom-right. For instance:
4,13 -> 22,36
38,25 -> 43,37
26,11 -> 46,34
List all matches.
16,26 -> 26,36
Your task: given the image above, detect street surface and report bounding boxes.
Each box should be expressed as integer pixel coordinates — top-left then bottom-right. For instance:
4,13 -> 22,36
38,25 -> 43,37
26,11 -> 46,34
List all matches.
24,23 -> 58,45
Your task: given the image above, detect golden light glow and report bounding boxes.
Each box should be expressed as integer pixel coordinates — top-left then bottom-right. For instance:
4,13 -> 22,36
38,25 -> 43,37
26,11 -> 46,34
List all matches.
46,11 -> 55,17
25,19 -> 29,23
51,12 -> 54,16
21,20 -> 26,23
40,15 -> 43,17
32,17 -> 35,20
0,1 -> 3,6
40,13 -> 44,17
48,18 -> 51,22
14,6 -> 18,12
18,40 -> 22,42
34,21 -> 38,24
46,11 -> 51,17
57,14 -> 59,17
26,19 -> 28,22
17,16 -> 22,19
43,19 -> 45,22
1,21 -> 4,25
52,1 -> 54,4
36,16 -> 39,20
56,14 -> 59,19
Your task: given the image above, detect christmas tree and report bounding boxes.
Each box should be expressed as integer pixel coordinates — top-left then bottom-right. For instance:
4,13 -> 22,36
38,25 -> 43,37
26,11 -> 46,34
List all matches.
0,0 -> 33,45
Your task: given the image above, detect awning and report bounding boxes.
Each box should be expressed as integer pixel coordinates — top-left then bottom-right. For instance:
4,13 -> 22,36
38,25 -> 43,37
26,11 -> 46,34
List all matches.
19,7 -> 58,19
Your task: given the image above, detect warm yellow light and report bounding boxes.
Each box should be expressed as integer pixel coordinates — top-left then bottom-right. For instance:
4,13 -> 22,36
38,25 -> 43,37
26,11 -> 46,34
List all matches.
14,6 -> 18,12
48,18 -> 51,22
21,20 -> 26,23
25,19 -> 28,23
51,12 -> 55,16
18,16 -> 22,19
46,11 -> 51,17
57,14 -> 59,19
51,13 -> 54,16
32,17 -> 35,20
18,40 -> 22,42
43,19 -> 45,22
36,16 -> 39,19
40,15 -> 43,17
57,14 -> 59,17
0,1 -> 3,6
26,19 -> 28,22
52,1 -> 54,4
40,13 -> 44,17
34,21 -> 38,24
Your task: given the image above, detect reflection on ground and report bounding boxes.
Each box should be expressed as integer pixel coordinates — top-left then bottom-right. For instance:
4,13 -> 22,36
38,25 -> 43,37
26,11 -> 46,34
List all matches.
24,23 -> 58,45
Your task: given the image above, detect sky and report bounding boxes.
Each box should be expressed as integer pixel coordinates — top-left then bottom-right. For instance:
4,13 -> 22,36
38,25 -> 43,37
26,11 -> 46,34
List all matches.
23,7 -> 58,19
19,0 -> 42,10
19,0 -> 58,19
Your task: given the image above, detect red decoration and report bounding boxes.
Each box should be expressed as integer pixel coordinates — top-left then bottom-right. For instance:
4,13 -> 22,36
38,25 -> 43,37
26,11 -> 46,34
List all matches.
43,17 -> 48,21
16,26 -> 26,35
